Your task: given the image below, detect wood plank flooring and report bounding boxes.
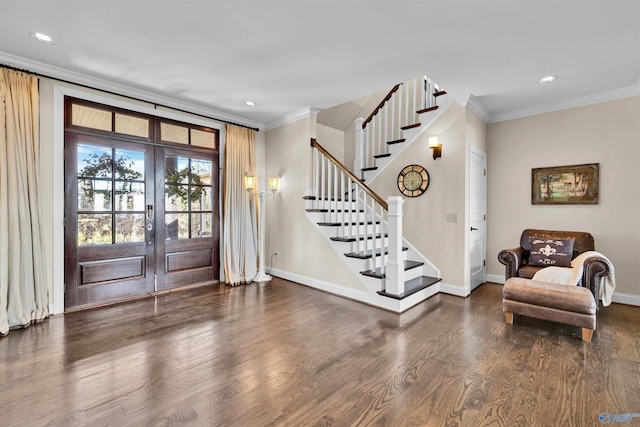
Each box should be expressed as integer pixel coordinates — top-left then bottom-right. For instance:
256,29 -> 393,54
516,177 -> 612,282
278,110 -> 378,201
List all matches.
1,279 -> 639,426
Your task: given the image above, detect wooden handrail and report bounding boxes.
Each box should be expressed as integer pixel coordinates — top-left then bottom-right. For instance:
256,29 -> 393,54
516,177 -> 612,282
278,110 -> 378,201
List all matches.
362,84 -> 401,129
311,139 -> 388,210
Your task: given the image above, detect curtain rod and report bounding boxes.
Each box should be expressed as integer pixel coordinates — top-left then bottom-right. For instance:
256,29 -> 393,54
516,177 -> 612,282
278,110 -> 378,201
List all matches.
1,62 -> 260,132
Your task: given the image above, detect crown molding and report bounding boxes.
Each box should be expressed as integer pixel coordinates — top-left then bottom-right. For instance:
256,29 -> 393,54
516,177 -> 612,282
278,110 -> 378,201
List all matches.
0,51 -> 265,131
266,107 -> 321,131
457,94 -> 491,123
488,83 -> 640,123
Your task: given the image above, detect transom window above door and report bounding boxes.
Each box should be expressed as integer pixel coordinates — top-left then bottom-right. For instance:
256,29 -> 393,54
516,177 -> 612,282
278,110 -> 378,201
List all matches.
67,98 -> 219,150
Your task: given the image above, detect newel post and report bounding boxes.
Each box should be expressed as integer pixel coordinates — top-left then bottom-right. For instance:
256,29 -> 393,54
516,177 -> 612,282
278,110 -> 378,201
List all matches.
386,196 -> 405,296
354,117 -> 364,178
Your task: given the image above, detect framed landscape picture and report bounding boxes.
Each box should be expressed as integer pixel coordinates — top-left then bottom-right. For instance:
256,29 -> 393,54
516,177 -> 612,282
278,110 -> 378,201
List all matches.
532,163 -> 599,205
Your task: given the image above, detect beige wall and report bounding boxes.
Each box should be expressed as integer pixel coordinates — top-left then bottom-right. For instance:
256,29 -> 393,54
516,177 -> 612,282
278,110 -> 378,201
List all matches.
486,96 -> 640,298
316,123 -> 345,163
264,116 -> 366,292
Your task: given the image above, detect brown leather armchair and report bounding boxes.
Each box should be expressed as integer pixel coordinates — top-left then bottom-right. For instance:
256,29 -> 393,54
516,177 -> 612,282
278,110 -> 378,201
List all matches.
498,229 -> 610,303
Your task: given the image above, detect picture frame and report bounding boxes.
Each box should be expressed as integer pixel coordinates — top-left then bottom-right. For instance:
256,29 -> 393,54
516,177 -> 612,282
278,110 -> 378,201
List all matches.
532,163 -> 599,205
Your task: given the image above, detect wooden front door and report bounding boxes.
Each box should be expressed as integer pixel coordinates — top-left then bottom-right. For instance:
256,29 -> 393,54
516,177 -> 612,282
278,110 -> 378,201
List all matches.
64,99 -> 219,311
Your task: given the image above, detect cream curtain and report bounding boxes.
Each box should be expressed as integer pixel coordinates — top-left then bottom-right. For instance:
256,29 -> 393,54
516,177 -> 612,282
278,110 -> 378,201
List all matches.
0,69 -> 48,336
223,124 -> 258,285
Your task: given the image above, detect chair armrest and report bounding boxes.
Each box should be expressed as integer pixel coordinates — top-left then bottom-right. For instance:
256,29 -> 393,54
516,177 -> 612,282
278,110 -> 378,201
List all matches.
498,247 -> 525,279
580,257 -> 611,309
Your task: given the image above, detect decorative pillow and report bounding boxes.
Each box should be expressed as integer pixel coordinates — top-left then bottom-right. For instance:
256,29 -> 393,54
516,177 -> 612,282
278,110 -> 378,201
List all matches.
528,237 -> 574,267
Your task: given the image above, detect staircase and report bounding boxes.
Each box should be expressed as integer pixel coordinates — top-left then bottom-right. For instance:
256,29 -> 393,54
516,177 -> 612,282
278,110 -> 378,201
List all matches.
355,75 -> 448,182
305,139 -> 441,311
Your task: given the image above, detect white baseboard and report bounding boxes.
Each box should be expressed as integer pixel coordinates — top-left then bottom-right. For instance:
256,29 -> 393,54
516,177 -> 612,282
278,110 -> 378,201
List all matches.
486,274 -> 505,284
269,268 -> 369,300
612,292 -> 640,307
439,282 -> 469,297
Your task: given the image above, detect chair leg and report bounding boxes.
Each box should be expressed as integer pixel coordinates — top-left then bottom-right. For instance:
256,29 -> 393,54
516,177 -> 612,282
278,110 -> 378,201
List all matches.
504,311 -> 513,324
582,328 -> 593,342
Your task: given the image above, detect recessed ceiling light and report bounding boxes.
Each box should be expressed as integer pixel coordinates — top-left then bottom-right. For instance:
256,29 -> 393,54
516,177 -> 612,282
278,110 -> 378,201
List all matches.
538,75 -> 558,84
29,32 -> 55,44
244,101 -> 257,107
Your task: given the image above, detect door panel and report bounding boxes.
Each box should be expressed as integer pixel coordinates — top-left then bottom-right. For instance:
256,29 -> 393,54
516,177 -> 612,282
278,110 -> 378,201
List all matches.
65,134 -> 155,309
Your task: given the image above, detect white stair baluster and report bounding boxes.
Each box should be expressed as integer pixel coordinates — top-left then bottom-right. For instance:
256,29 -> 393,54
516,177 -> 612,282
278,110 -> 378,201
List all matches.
354,185 -> 360,245
412,78 -> 417,124
404,82 -> 410,128
391,91 -> 396,145
333,165 -> 344,231
312,147 -> 318,209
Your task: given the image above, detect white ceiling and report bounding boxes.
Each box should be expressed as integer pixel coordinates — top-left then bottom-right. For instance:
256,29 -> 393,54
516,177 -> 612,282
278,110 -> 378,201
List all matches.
1,1 -> 639,128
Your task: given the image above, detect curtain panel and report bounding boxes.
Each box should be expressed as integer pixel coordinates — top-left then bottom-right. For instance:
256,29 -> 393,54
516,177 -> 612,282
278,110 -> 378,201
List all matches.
223,124 -> 258,285
0,69 -> 48,336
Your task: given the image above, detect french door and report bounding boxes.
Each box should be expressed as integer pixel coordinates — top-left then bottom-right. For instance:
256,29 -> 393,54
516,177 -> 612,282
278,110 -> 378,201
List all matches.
64,133 -> 219,310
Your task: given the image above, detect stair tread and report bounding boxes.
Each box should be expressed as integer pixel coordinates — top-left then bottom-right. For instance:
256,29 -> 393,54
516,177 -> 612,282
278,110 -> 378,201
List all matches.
361,166 -> 378,171
377,276 -> 441,300
331,233 -> 388,243
306,209 -> 364,213
401,123 -> 421,130
373,153 -> 392,159
416,106 -> 439,114
433,90 -> 447,97
345,247 -> 408,259
360,260 -> 424,279
303,196 -> 357,202
386,138 -> 406,145
318,221 -> 380,226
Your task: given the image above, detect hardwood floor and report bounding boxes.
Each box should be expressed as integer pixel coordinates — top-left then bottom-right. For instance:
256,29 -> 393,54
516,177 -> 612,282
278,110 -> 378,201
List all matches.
1,279 -> 639,426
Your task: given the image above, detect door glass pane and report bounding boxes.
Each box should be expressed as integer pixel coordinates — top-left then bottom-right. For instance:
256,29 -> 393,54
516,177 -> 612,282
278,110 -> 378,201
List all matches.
165,213 -> 189,240
114,149 -> 145,180
78,214 -> 112,246
78,144 -> 112,178
115,214 -> 146,243
191,159 -> 212,185
190,186 -> 212,211
165,156 -> 189,183
115,182 -> 145,211
78,179 -> 112,211
115,113 -> 149,138
191,213 -> 212,238
165,184 -> 189,211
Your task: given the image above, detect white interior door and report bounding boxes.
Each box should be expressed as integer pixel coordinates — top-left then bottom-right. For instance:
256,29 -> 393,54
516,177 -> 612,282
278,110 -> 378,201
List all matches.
469,147 -> 487,290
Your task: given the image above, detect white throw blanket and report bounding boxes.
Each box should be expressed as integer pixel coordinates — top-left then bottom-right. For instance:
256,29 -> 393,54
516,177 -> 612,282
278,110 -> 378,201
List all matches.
532,251 -> 616,306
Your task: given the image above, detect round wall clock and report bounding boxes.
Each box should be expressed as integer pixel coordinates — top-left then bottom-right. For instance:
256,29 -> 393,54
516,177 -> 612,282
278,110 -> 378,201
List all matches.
397,164 -> 430,197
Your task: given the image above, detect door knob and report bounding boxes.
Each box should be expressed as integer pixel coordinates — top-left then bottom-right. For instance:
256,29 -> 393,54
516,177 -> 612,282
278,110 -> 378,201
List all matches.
471,227 -> 478,231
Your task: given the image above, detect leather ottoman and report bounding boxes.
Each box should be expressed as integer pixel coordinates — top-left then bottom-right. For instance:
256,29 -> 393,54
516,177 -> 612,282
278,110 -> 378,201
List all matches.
503,277 -> 597,342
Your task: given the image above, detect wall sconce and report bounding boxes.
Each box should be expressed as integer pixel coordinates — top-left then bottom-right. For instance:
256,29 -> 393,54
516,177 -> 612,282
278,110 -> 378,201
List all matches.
429,136 -> 442,160
244,173 -> 256,195
268,176 -> 280,195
